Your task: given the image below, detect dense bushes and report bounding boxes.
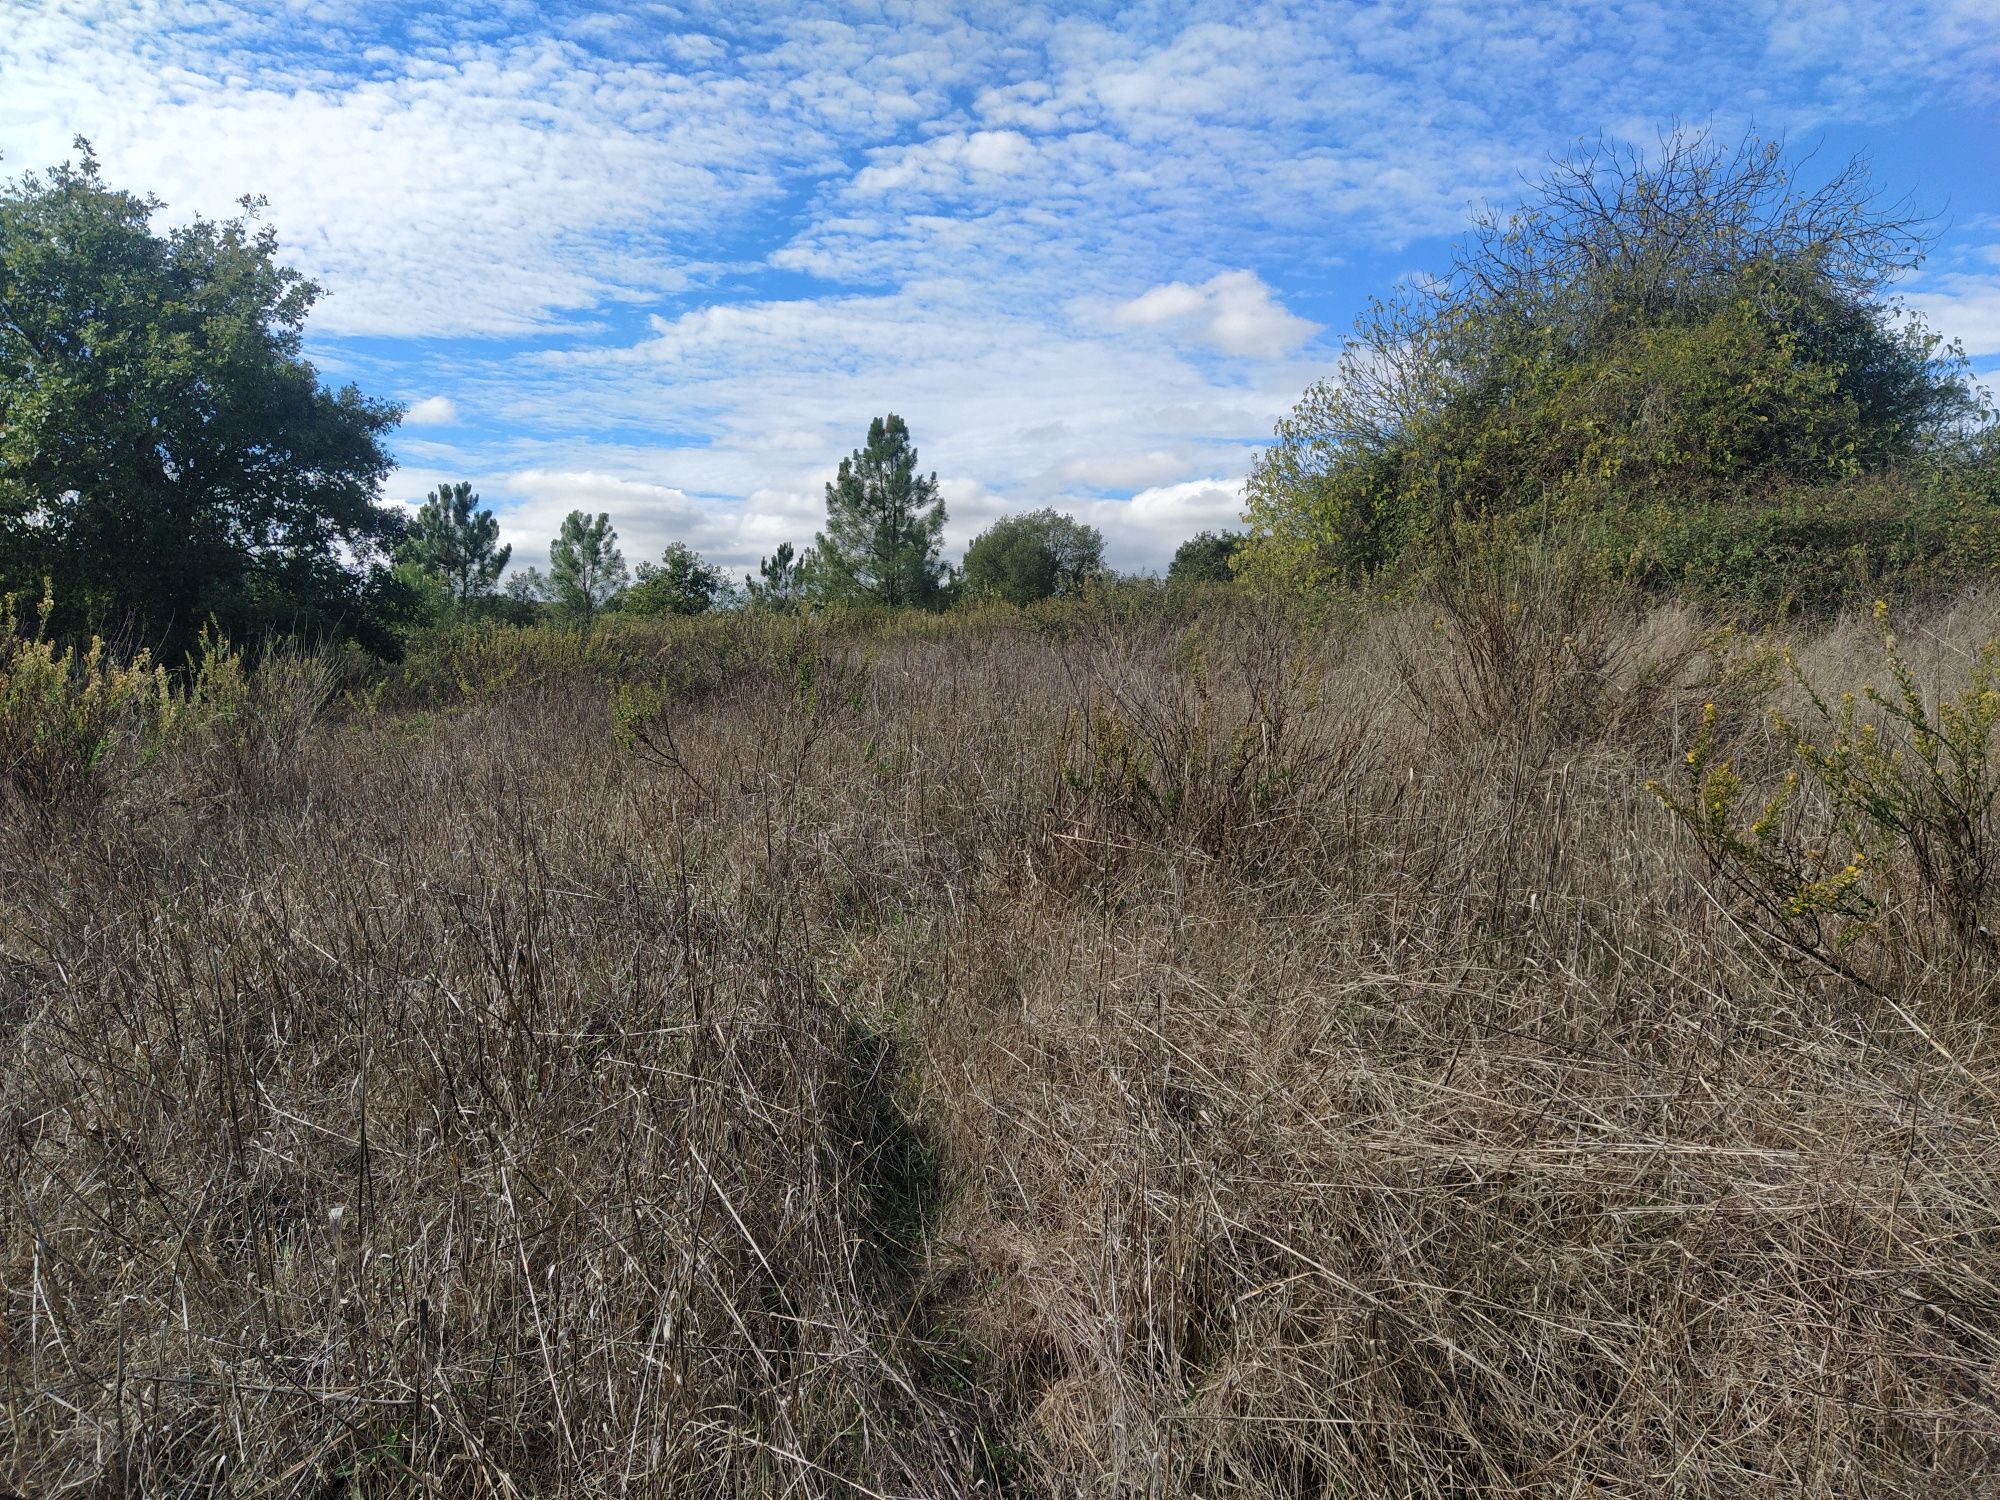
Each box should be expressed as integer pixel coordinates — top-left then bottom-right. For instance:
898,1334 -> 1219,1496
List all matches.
1239,130 -> 1995,607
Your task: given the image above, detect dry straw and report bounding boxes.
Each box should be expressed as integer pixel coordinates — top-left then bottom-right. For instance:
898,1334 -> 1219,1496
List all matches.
3,585 -> 1997,1495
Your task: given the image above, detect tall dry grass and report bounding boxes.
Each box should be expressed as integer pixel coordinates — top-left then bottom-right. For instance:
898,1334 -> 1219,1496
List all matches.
3,587 -> 1997,1496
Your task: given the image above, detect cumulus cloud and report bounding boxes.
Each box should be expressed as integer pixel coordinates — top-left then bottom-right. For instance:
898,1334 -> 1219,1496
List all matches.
404,396 -> 459,425
1905,265 -> 2000,357
1110,271 -> 1322,358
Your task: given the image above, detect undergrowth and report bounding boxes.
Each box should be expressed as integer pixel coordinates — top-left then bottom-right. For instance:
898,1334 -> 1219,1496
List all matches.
6,587 -> 2000,1496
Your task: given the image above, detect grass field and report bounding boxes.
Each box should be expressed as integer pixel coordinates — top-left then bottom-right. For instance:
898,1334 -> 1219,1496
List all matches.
5,581 -> 1999,1496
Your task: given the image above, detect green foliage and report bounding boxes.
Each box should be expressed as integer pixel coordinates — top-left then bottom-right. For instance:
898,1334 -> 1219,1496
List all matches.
625,541 -> 729,617
747,540 -> 812,609
1654,603 -> 2000,975
961,508 -> 1104,605
397,481 -> 510,607
0,579 -> 172,808
814,414 -> 951,607
505,567 -> 551,611
547,510 -> 628,623
1637,468 -> 2000,612
1240,129 -> 1992,601
0,142 -> 406,660
390,557 -> 452,630
1167,530 -> 1245,585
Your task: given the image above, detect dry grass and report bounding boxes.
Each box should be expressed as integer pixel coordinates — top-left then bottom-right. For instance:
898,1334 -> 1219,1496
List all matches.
4,587 -> 1998,1496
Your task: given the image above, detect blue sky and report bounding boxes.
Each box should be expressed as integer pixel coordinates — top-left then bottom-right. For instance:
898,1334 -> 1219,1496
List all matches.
3,1 -> 1998,576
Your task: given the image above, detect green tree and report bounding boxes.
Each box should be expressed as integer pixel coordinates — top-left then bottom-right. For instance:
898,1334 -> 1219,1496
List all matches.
505,568 -> 550,609
1239,128 -> 1990,593
961,508 -> 1105,604
547,511 -> 628,623
1168,530 -> 1245,584
814,415 -> 950,607
0,142 -> 405,657
746,541 -> 812,609
625,541 -> 727,617
398,481 -> 510,608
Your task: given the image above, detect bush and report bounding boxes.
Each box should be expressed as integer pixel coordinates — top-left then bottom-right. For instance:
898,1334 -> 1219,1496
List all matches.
1653,601 -> 2000,979
176,627 -> 337,797
1042,605 -> 1355,877
1239,129 -> 1991,598
0,581 -> 172,808
1640,470 -> 2000,613
1396,533 -> 1712,756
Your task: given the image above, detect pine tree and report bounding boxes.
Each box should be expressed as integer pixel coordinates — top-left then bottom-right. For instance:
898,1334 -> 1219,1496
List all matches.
746,541 -> 811,609
814,415 -> 950,607
399,481 -> 510,606
548,510 -> 628,623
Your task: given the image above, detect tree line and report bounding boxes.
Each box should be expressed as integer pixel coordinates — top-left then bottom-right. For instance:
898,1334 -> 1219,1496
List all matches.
0,143 -> 1241,656
396,414 -> 1231,628
9,126 -> 1989,662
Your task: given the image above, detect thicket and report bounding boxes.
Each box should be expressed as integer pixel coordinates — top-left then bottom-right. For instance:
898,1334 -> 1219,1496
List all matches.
6,580 -> 2000,1495
1239,129 -> 1997,608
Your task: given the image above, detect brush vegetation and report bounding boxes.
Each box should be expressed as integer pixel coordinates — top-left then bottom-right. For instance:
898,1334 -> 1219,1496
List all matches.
6,573 -> 2000,1496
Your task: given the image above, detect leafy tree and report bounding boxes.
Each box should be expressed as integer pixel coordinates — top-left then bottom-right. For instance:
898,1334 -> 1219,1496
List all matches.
547,511 -> 628,622
814,415 -> 951,607
1239,128 -> 1991,593
1168,530 -> 1245,584
398,481 -> 510,608
0,142 -> 405,658
625,541 -> 728,617
962,508 -> 1105,605
746,541 -> 812,609
506,567 -> 550,605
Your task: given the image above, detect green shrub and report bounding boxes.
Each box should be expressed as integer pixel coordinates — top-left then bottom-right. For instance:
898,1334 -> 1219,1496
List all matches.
0,581 -> 173,808
1640,471 -> 2000,613
1653,602 -> 2000,976
1239,131 -> 1990,600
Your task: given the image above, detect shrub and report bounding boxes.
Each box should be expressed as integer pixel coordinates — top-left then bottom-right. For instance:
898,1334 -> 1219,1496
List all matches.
613,610 -> 873,801
0,581 -> 173,808
177,626 -> 337,796
1042,606 -> 1355,878
1239,129 -> 1990,598
1653,601 -> 2000,979
1395,530 -> 1714,756
1641,470 -> 2000,613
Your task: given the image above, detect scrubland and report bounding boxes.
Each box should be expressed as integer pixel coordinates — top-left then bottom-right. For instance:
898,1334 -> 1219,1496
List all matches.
4,579 -> 1999,1496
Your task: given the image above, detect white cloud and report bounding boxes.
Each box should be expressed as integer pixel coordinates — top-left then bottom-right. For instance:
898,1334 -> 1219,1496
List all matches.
1110,270 -> 1322,358
1905,264 -> 2000,357
404,395 -> 459,425
6,0 -> 1998,578
852,128 -> 1039,194
494,470 -> 760,579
